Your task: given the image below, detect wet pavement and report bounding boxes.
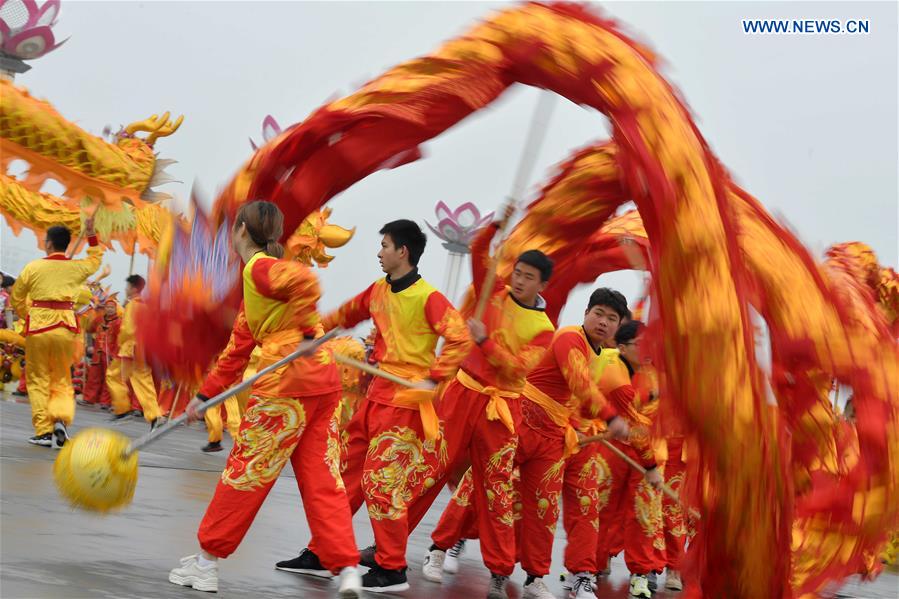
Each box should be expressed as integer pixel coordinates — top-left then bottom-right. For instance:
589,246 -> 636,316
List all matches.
1,397 -> 896,598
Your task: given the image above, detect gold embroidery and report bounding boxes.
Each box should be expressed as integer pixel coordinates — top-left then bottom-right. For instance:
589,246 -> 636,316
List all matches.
222,397 -> 306,491
484,439 -> 518,527
325,409 -> 346,491
363,426 -> 445,521
536,457 -> 566,533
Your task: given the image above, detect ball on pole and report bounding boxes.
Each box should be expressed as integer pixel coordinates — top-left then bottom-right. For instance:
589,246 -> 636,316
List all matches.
53,428 -> 138,512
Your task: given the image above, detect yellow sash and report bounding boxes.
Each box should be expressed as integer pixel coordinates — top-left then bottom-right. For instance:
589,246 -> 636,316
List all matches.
382,362 -> 440,441
522,381 -> 579,458
456,369 -> 517,434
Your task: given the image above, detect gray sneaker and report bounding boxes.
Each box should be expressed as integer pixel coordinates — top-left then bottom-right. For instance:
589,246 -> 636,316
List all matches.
487,573 -> 509,599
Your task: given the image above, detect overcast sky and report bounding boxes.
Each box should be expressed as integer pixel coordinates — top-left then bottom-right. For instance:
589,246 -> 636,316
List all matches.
2,0 -> 896,328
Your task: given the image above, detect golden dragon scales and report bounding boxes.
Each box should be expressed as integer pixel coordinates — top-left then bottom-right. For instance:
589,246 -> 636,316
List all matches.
0,80 -> 182,255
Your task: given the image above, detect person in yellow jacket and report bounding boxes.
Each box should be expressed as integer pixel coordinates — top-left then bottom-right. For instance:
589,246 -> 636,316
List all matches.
106,275 -> 162,429
10,219 -> 103,448
202,396 -> 242,453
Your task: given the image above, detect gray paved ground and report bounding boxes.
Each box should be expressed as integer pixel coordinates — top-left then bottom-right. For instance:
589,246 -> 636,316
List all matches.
1,396 -> 896,598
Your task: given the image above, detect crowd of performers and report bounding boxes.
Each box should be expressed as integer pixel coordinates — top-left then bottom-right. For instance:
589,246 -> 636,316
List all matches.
0,221 -> 242,454
3,201 -> 892,598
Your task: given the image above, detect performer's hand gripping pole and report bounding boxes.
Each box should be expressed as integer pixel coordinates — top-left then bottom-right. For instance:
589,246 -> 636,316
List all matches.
579,433 -> 702,521
125,328 -> 342,456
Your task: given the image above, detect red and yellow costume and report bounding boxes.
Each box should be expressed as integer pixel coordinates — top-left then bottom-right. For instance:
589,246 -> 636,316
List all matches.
195,252 -> 357,570
106,296 -> 162,421
10,235 -> 103,435
594,358 -> 666,575
308,268 -> 471,571
413,222 -> 554,575
510,326 -> 619,577
82,301 -> 121,406
559,347 -> 632,575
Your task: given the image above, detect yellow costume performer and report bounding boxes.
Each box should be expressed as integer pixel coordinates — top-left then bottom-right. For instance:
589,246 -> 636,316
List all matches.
106,276 -> 162,426
11,225 -> 103,447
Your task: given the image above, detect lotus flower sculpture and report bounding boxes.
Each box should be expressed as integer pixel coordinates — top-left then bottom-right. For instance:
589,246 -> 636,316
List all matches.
249,115 -> 282,151
0,0 -> 63,61
426,201 -> 493,254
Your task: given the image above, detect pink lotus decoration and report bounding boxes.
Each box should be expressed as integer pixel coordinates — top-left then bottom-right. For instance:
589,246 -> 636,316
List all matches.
249,115 -> 282,151
0,0 -> 63,60
426,201 -> 494,254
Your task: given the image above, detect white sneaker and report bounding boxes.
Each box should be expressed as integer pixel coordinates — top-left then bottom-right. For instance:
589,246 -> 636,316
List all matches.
486,573 -> 509,599
561,571 -> 573,594
570,572 -> 596,599
629,573 -> 651,598
664,568 -> 683,591
52,421 -> 68,450
522,577 -> 556,599
337,566 -> 362,598
443,539 -> 465,574
422,548 -> 446,583
169,554 -> 218,593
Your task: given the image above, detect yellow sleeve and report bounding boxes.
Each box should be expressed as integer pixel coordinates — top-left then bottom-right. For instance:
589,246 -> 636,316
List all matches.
73,244 -> 104,280
9,264 -> 31,318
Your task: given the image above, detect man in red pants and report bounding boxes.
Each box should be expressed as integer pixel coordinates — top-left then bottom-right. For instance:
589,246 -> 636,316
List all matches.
276,219 -> 471,594
560,308 -> 635,599
412,208 -> 555,598
594,320 -> 666,599
508,288 -> 630,599
82,296 -> 119,408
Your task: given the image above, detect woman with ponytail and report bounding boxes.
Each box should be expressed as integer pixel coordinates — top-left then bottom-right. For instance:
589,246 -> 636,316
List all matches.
168,200 -> 362,597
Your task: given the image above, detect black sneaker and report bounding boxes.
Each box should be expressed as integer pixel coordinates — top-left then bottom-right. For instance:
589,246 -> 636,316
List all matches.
275,548 -> 332,579
28,433 -> 52,447
361,565 -> 409,593
647,571 -> 658,592
202,441 -> 223,453
149,418 -> 160,432
12,390 -> 27,397
130,410 -> 143,418
110,412 -> 131,422
52,422 -> 67,450
359,544 -> 377,569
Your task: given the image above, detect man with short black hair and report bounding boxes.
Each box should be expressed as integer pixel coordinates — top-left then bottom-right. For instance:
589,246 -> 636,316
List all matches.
11,220 -> 103,448
278,219 -> 472,593
106,274 -> 163,430
511,287 -> 630,599
418,206 -> 557,598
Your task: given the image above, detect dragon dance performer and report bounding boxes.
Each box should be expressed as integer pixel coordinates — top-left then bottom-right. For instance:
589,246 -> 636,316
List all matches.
558,291 -> 636,599
10,218 -> 103,448
278,219 -> 471,593
418,207 -> 557,598
168,200 -> 362,597
81,295 -> 120,408
501,288 -> 630,599
423,289 -> 631,598
106,275 -> 163,429
594,320 -> 667,599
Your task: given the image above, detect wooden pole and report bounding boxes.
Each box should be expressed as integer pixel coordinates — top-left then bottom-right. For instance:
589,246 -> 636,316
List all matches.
473,93 -> 556,321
